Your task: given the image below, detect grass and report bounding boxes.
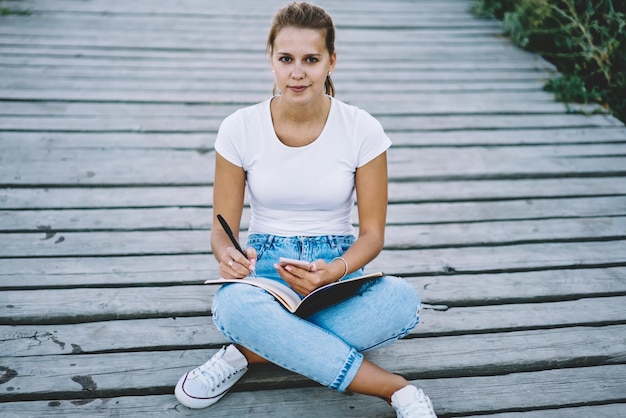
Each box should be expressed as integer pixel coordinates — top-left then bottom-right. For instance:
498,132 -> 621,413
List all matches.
472,0 -> 626,124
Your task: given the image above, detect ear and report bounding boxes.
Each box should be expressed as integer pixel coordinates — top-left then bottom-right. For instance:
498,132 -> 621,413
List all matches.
328,52 -> 337,74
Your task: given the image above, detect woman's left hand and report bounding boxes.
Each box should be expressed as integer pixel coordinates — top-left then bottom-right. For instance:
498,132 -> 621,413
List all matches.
274,259 -> 343,296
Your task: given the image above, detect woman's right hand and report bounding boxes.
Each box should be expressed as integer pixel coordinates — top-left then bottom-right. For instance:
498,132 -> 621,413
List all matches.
219,246 -> 257,279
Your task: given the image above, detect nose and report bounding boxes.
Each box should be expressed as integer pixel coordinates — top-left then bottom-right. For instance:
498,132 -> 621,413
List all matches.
291,62 -> 304,79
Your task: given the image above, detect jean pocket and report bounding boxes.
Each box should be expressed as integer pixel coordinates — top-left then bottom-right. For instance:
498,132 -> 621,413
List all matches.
247,234 -> 272,262
330,235 -> 355,256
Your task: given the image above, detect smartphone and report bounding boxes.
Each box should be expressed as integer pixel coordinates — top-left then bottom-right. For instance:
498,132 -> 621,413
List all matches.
278,257 -> 313,269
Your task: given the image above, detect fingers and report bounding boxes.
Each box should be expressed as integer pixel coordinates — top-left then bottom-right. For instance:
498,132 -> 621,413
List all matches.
221,247 -> 257,278
246,247 -> 258,260
275,262 -> 325,296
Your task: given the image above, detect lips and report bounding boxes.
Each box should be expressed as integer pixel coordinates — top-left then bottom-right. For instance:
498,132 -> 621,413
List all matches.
289,85 -> 308,93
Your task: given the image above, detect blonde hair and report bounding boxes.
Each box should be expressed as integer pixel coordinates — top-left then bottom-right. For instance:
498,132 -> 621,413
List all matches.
266,2 -> 336,96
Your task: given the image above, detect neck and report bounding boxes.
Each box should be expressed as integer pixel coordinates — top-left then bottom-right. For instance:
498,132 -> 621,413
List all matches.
272,95 -> 330,123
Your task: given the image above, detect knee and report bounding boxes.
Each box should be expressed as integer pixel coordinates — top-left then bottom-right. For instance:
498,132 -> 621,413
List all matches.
378,276 -> 422,324
382,276 -> 421,308
212,284 -> 261,331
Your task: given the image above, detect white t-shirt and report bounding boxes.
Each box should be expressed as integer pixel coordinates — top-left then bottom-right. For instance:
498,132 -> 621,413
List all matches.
214,96 -> 391,236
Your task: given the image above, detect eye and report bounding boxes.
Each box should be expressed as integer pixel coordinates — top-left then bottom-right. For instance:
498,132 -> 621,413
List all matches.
305,56 -> 319,63
278,56 -> 292,63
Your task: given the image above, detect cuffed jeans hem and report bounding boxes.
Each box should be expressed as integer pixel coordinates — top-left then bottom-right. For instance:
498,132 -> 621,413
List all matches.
329,348 -> 363,392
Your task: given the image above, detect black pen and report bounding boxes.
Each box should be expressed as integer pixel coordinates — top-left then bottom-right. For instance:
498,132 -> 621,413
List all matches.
217,214 -> 256,277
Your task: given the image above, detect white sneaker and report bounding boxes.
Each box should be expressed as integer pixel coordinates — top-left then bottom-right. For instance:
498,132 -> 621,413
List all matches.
391,385 -> 438,418
175,345 -> 248,409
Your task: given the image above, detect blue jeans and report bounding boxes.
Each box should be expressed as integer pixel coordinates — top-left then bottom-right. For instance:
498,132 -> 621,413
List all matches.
212,234 -> 421,392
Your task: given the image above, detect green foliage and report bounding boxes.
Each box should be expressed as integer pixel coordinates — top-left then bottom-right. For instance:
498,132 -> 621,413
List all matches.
471,0 -> 626,123
0,0 -> 29,16
471,0 -> 517,18
543,73 -> 605,103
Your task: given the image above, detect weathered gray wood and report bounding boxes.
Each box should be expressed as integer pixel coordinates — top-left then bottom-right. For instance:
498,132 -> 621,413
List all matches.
385,216 -> 626,248
0,368 -> 623,417
465,404 -> 626,418
0,92 -> 583,114
5,126 -> 620,152
368,240 -> 626,276
389,127 -> 626,146
4,144 -> 626,187
0,59 -> 547,74
3,267 -> 626,325
0,42 -> 552,61
2,0 -> 626,415
3,295 -> 625,356
3,177 -> 626,210
0,27 -> 512,47
12,0 -> 487,14
0,113 -> 618,134
0,70 -> 557,88
0,80 -> 552,97
1,216 -> 623,257
1,326 -> 624,401
1,149 -> 216,186
0,132 -> 214,149
1,243 -> 624,288
2,196 -> 624,231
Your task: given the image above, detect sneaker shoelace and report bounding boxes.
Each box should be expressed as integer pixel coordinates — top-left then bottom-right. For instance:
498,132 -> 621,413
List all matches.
193,357 -> 238,391
397,390 -> 437,418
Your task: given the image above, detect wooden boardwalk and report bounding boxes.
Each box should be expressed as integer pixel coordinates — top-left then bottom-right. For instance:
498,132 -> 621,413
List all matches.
1,0 -> 626,416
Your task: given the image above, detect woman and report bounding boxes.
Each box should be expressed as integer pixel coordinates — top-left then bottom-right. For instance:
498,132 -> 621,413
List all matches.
174,2 -> 438,417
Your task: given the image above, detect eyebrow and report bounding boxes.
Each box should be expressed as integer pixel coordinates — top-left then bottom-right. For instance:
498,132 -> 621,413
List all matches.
276,52 -> 322,56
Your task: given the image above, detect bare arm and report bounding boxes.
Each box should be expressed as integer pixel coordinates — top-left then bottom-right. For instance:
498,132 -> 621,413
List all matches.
335,151 -> 388,274
211,153 -> 256,278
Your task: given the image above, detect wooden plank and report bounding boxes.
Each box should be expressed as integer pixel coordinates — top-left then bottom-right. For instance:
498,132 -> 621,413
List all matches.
386,196 -> 626,224
464,404 -> 626,418
0,14 -> 503,32
0,148 -> 216,187
3,177 -> 625,210
4,144 -> 626,186
13,0 -> 481,14
5,89 -> 585,105
0,27 -> 508,46
0,43 -> 546,59
389,127 -> 626,146
387,177 -> 626,203
0,74 -> 550,88
3,263 -> 626,324
0,60 -> 555,76
3,295 -> 625,356
409,267 -> 626,305
0,285 -> 215,325
1,126 -> 623,152
0,114 -> 618,135
0,254 -> 217,288
1,216 -> 623,257
0,368 -> 623,417
1,326 -> 624,400
2,196 -> 624,231
384,216 -> 626,249
0,45 -> 538,65
1,241 -> 624,287
1,93 -> 581,115
0,98 -> 585,116
368,240 -> 626,276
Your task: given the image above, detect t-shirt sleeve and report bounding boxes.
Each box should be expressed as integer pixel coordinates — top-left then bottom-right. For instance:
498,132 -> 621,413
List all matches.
355,110 -> 392,167
214,111 -> 244,168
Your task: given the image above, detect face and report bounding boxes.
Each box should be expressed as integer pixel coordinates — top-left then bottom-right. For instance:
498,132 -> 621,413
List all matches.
271,26 -> 336,104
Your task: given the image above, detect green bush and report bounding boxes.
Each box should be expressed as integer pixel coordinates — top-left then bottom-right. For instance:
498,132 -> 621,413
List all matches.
0,0 -> 29,16
472,0 -> 626,123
